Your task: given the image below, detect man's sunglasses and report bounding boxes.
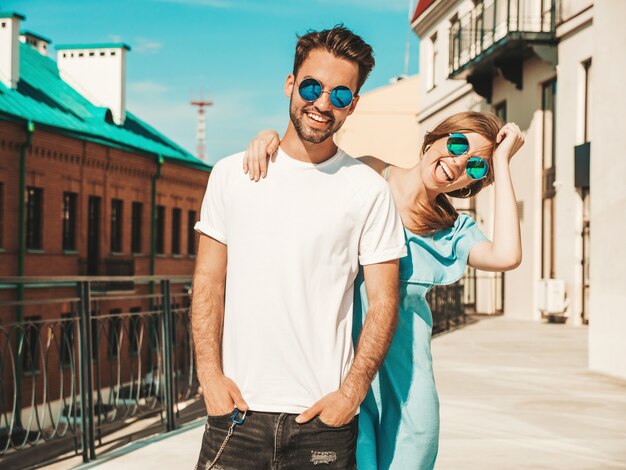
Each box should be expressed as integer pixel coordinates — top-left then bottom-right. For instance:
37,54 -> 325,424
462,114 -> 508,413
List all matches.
446,133 -> 490,180
297,77 -> 354,109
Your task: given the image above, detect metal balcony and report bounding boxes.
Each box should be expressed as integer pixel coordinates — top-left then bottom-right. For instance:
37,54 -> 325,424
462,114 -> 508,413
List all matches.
449,0 -> 557,101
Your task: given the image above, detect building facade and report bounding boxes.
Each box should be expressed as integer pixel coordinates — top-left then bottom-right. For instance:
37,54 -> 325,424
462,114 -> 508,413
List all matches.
335,74 -> 421,169
0,10 -> 210,428
412,0 -> 626,379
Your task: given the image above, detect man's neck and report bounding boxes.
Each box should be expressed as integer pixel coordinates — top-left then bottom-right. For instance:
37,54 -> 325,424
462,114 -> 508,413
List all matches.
280,125 -> 338,164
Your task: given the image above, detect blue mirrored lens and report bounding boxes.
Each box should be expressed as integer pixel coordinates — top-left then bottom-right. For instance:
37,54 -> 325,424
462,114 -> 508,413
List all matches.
447,133 -> 469,156
466,157 -> 489,180
299,79 -> 322,102
329,86 -> 353,109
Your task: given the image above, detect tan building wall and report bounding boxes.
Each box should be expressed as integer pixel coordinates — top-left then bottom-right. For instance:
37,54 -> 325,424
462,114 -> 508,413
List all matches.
588,0 -> 626,379
335,75 -> 420,168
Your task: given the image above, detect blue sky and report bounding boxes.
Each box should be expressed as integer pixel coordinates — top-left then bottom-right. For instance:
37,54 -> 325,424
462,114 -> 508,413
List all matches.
3,0 -> 419,164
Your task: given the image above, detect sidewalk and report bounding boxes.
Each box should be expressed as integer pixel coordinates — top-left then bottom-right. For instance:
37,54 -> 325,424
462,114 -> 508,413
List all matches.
72,317 -> 626,469
434,317 -> 626,469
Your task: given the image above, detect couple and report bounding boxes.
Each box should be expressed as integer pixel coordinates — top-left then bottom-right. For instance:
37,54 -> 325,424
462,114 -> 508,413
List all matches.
192,26 -> 523,470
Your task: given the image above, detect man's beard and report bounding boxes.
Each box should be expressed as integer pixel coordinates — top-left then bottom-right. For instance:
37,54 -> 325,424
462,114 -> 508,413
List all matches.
289,98 -> 339,144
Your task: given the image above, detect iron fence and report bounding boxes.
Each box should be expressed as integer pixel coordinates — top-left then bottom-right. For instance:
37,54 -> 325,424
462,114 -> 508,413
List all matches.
0,276 -> 203,468
449,0 -> 556,75
0,275 -> 470,468
429,282 -> 467,335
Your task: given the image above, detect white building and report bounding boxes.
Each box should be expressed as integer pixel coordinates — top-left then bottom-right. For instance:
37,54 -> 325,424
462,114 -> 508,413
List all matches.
411,0 -> 626,379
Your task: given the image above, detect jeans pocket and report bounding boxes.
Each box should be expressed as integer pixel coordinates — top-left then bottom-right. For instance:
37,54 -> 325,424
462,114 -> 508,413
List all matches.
314,415 -> 357,430
207,410 -> 235,422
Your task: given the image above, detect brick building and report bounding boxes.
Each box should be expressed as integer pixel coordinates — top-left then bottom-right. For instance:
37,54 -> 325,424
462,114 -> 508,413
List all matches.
0,11 -> 210,426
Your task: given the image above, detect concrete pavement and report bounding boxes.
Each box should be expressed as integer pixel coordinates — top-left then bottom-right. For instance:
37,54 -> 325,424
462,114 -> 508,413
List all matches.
71,317 -> 626,469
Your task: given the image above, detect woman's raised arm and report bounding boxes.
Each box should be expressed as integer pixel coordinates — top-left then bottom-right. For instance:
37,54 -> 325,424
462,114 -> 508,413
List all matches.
468,122 -> 524,271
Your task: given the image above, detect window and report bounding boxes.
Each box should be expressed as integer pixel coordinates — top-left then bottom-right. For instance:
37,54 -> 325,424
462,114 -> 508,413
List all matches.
156,205 -> 165,254
0,182 -> 4,249
429,32 -> 438,90
62,192 -> 78,251
108,310 -> 122,359
171,208 -> 181,255
129,307 -> 141,356
582,59 -> 592,142
26,187 -> 43,250
61,313 -> 75,367
131,202 -> 143,254
449,14 -> 460,72
110,199 -> 123,253
494,101 -> 507,122
23,316 -> 42,372
188,210 -> 197,256
541,79 -> 557,279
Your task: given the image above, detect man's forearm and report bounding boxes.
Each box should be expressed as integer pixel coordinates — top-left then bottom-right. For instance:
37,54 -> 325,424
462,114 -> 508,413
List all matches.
341,279 -> 399,403
191,275 -> 225,381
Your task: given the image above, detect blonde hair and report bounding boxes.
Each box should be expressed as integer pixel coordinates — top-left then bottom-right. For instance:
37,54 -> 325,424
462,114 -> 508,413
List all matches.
405,111 -> 503,235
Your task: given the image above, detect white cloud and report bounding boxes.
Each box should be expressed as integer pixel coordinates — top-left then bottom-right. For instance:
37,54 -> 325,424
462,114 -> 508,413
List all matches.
108,34 -> 124,43
154,0 -> 235,7
152,0 -> 410,13
129,81 -> 169,93
316,0 -> 412,12
135,38 -> 163,54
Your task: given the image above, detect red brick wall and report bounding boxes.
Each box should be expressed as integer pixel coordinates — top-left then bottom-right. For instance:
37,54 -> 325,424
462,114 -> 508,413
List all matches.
0,121 -> 209,282
0,120 -> 208,410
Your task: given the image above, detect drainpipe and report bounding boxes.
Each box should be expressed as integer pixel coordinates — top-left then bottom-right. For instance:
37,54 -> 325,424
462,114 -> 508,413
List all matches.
149,155 -> 163,370
150,154 -> 164,278
16,120 -> 35,429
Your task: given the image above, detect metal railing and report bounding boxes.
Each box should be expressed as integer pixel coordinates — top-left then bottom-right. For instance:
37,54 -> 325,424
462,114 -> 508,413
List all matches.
0,275 -> 471,467
0,276 -> 202,468
449,0 -> 556,76
429,281 -> 467,334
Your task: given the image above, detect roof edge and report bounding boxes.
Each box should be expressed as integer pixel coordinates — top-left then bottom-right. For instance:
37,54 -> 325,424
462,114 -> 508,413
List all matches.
0,111 -> 211,172
20,29 -> 53,43
0,11 -> 26,20
55,43 -> 132,51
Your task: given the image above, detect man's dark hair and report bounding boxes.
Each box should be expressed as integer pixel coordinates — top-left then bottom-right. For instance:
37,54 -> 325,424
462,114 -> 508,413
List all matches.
293,25 -> 375,94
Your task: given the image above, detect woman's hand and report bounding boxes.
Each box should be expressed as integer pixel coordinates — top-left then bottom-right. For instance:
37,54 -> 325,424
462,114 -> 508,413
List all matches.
243,130 -> 280,181
493,122 -> 524,164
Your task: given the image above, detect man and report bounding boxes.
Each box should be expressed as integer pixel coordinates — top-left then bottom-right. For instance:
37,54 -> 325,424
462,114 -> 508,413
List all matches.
192,26 -> 406,469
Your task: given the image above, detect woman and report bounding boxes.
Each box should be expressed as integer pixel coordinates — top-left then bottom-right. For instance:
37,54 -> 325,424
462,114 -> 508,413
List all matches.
243,111 -> 524,469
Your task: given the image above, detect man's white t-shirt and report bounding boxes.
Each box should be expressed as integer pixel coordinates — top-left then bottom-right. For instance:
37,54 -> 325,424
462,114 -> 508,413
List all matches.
195,147 -> 406,413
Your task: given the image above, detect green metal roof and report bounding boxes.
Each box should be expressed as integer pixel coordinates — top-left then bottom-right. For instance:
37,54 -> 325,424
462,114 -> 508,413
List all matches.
0,43 -> 210,170
20,30 -> 52,43
0,11 -> 26,20
56,43 -> 131,51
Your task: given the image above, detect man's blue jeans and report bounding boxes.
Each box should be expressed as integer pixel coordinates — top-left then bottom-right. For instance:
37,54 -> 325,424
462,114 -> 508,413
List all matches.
195,410 -> 358,469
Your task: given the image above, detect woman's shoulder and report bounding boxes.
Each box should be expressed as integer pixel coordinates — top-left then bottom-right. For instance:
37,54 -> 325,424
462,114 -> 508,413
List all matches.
356,155 -> 388,177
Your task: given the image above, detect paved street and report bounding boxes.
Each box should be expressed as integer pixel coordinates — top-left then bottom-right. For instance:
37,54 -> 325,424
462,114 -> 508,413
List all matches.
72,317 -> 626,469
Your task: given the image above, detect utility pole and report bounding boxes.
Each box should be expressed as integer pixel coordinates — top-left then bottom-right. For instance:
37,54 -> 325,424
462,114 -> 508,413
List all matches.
190,94 -> 213,163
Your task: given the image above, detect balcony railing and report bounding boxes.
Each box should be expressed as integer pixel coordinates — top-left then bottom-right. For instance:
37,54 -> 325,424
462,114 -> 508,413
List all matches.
449,0 -> 556,80
429,282 -> 467,334
0,276 -> 201,468
0,276 -> 469,468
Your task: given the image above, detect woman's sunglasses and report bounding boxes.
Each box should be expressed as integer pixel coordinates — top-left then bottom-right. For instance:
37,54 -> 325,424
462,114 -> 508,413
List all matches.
298,77 -> 354,109
446,133 -> 490,180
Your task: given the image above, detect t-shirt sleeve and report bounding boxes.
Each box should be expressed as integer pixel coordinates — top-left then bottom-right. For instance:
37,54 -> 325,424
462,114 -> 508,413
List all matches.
358,184 -> 407,265
194,161 -> 227,244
